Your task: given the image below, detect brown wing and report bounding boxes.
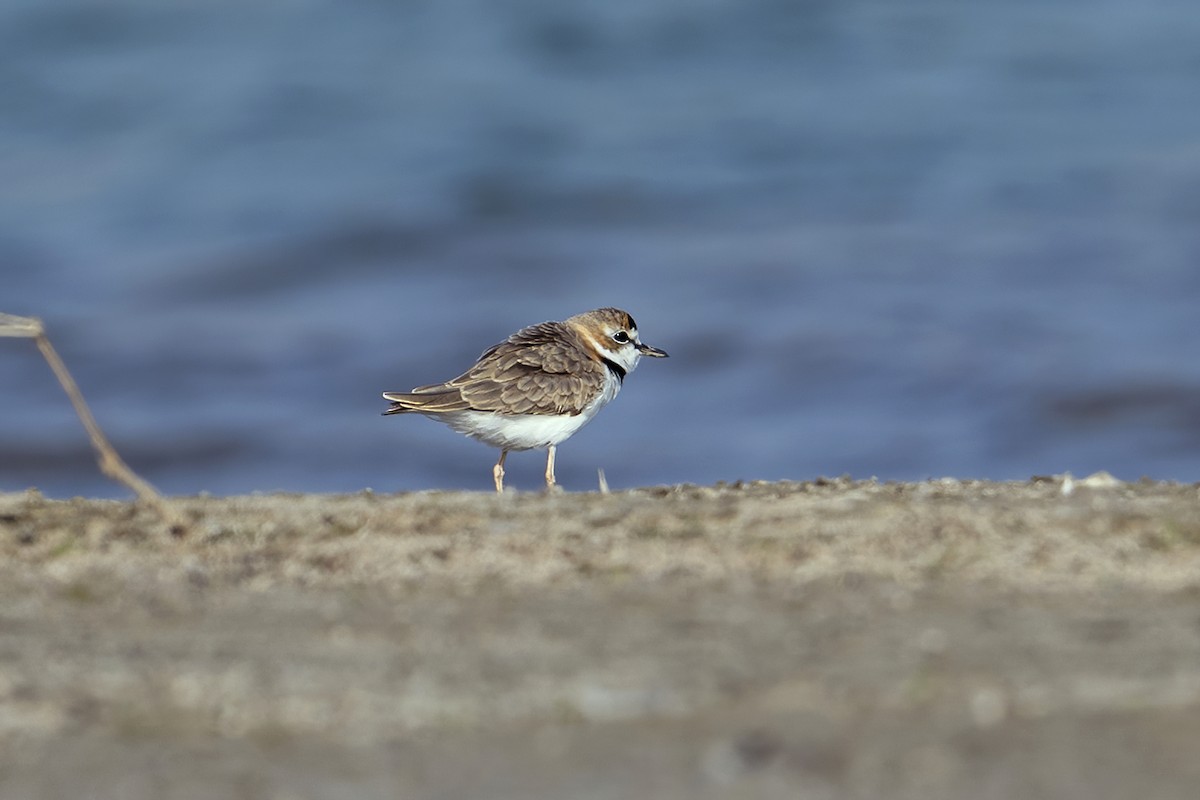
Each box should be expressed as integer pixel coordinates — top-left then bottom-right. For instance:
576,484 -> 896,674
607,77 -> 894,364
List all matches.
384,321 -> 606,416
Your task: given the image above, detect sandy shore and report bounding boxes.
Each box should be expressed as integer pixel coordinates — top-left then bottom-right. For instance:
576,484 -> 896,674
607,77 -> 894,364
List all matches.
2,478 -> 1200,799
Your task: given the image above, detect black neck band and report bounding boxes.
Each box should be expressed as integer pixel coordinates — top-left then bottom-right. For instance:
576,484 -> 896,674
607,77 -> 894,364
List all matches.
601,358 -> 627,383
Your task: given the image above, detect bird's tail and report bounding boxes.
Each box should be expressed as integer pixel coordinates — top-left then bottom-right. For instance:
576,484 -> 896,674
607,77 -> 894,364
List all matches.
381,388 -> 467,415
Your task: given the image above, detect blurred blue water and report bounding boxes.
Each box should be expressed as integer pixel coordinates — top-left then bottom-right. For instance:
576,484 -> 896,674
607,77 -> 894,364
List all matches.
3,0 -> 1200,497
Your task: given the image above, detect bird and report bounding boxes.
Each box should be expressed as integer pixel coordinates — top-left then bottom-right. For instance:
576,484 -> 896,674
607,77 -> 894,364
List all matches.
382,307 -> 668,492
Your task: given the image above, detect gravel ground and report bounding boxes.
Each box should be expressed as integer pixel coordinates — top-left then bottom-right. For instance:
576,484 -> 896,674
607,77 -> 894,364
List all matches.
2,477 -> 1200,799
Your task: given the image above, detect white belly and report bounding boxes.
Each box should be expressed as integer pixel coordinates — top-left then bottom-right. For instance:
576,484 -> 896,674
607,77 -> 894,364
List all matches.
434,372 -> 621,451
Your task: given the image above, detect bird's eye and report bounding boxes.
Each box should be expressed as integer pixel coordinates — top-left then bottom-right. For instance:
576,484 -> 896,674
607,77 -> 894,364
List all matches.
612,330 -> 631,344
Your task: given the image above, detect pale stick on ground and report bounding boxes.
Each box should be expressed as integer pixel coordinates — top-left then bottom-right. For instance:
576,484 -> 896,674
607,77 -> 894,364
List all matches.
1,312 -> 181,528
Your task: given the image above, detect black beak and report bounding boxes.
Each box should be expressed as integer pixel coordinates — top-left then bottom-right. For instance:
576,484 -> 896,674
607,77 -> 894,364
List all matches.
636,342 -> 669,358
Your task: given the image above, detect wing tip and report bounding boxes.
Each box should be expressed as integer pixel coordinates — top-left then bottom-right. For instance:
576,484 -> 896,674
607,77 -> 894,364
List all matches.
381,388 -> 469,414
381,391 -> 416,415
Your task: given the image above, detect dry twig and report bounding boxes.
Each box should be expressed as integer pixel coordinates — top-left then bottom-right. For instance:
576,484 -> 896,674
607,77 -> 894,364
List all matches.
2,312 -> 180,527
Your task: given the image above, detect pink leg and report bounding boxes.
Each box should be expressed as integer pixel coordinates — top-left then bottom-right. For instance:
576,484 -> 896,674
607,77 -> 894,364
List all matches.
493,450 -> 508,493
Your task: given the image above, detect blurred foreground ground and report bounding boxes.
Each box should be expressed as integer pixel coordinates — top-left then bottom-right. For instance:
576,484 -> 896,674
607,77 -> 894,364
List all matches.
2,478 -> 1200,799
